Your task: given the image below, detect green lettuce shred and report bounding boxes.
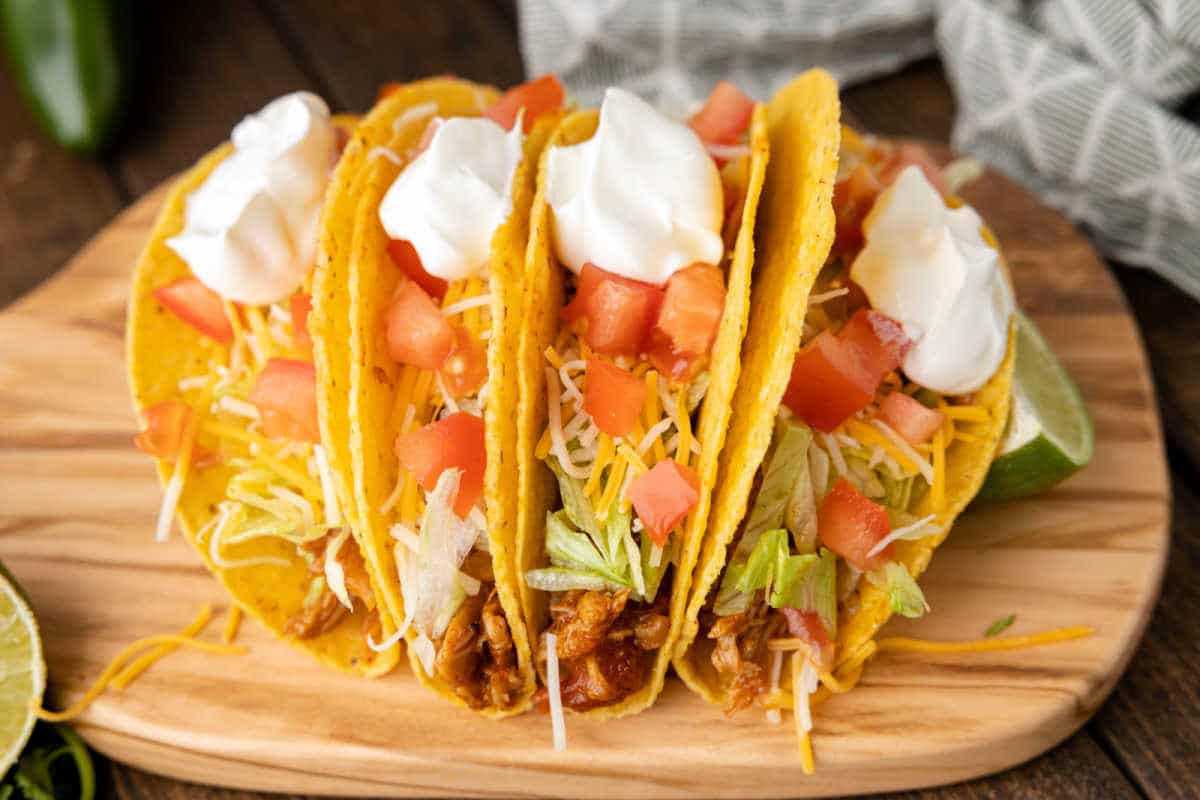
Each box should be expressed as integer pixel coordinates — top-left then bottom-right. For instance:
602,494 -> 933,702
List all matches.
868,562 -> 929,619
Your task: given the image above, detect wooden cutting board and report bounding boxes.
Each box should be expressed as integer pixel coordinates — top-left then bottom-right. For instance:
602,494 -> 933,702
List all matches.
0,157 -> 1168,798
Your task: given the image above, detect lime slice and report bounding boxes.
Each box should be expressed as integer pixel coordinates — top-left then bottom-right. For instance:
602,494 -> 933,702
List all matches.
0,560 -> 46,775
978,312 -> 1094,501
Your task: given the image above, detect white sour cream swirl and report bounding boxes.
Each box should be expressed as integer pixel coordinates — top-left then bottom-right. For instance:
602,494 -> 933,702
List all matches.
545,87 -> 723,287
850,165 -> 1014,394
167,92 -> 337,305
378,117 -> 524,282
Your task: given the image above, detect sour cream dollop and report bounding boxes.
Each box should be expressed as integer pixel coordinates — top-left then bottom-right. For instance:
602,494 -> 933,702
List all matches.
850,166 -> 1014,395
378,117 -> 523,282
546,87 -> 723,287
167,92 -> 337,306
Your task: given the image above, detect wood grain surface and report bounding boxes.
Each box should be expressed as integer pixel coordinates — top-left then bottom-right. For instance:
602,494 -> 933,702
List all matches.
0,125 -> 1169,797
0,4 -> 1197,799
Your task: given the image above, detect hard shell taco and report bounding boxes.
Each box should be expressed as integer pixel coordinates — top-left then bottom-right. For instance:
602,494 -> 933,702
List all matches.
127,92 -> 399,675
674,71 -> 1015,762
515,79 -> 770,719
313,76 -> 564,716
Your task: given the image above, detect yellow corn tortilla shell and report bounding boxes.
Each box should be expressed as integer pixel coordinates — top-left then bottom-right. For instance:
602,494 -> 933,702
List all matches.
673,69 -> 1015,706
126,115 -> 400,677
515,96 -> 770,718
324,78 -> 553,717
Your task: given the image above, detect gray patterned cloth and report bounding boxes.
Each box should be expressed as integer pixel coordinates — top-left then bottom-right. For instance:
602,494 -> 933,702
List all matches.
518,0 -> 1200,299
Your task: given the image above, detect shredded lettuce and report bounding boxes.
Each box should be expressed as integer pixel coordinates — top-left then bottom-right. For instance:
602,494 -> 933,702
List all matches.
737,529 -> 788,594
744,418 -> 812,539
524,566 -> 627,593
868,561 -> 929,619
223,463 -> 327,545
543,510 -> 629,587
639,532 -> 671,602
549,459 -> 602,542
771,547 -> 837,635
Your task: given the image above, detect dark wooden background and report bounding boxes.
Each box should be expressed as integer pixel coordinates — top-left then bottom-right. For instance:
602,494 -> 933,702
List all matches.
1,2 -> 1196,798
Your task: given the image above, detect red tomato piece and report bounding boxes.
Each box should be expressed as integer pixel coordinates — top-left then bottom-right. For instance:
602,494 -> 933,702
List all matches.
133,400 -> 211,465
877,142 -> 950,196
817,479 -> 892,572
779,608 -> 834,671
153,277 -> 233,344
781,331 -> 877,432
647,264 -> 725,378
290,294 -> 313,352
562,263 -> 663,357
876,392 -> 944,445
394,411 -> 486,518
384,281 -> 454,370
249,359 -> 321,443
387,239 -> 448,300
440,326 -> 489,398
627,460 -> 701,547
583,359 -> 647,437
688,81 -> 755,146
837,308 -> 910,384
483,74 -> 565,132
832,164 -> 883,257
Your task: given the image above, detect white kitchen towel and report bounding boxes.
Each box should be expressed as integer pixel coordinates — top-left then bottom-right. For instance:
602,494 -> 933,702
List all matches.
518,0 -> 1200,299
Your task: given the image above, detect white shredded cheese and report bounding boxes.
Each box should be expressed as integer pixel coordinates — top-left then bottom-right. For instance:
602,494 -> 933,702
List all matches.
313,444 -> 342,527
558,360 -> 586,406
638,418 -> 674,455
807,287 -> 850,306
437,373 -> 460,414
208,504 -> 290,569
545,632 -> 567,752
380,472 -> 405,515
819,432 -> 849,480
368,146 -> 405,166
217,398 -> 261,422
324,529 -> 354,611
871,419 -> 935,485
367,614 -> 411,652
392,101 -> 438,135
766,649 -> 785,725
546,366 -> 589,479
649,543 -> 664,568
177,375 -> 210,392
270,485 -> 316,530
155,471 -> 184,543
867,513 -> 941,558
441,293 -> 493,317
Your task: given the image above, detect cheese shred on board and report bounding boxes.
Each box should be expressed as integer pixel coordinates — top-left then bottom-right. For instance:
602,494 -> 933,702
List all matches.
36,604 -> 247,722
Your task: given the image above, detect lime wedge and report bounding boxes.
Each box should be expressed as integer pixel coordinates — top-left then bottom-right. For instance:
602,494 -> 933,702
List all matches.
978,312 -> 1094,501
0,560 -> 46,775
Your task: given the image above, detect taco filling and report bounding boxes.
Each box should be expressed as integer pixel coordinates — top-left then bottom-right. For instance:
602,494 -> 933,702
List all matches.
527,83 -> 757,710
696,131 -> 1014,718
371,76 -> 563,710
133,93 -> 385,652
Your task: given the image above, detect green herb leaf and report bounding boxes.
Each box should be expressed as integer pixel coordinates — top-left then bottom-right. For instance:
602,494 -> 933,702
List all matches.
9,723 -> 94,800
985,614 -> 1016,637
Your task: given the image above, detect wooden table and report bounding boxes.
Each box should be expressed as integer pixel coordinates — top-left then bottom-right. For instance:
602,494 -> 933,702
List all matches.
0,3 -> 1195,799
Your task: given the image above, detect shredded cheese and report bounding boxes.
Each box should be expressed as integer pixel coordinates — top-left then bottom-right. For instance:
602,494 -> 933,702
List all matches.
791,652 -> 817,775
546,367 -> 589,479
216,395 -> 260,420
313,445 -> 342,527
368,146 -> 405,165
876,626 -> 1093,655
931,427 -> 946,511
155,399 -> 205,542
545,633 -> 566,752
870,419 -> 935,485
584,435 -> 614,499
441,293 -> 493,318
807,287 -> 850,306
867,513 -> 940,557
596,457 -> 627,521
844,420 -> 923,479
674,388 -> 692,465
112,603 -> 213,690
243,306 -> 276,362
222,605 -> 243,644
765,649 -> 785,725
941,405 -> 990,423
543,346 -> 565,370
819,432 -> 849,480
36,610 -> 246,722
200,421 -> 323,498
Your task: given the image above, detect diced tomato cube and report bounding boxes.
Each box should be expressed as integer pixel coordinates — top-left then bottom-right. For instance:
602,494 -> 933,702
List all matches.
646,264 -> 725,381
562,263 -> 663,357
832,164 -> 883,257
627,460 -> 701,547
877,142 -> 949,196
838,308 -> 910,384
583,359 -> 647,438
387,239 -> 448,300
249,359 -> 321,443
483,74 -> 565,132
134,400 -> 211,465
290,294 -> 313,352
440,326 -> 489,398
876,392 -> 944,445
782,331 -> 876,432
384,281 -> 454,370
817,478 -> 892,571
153,277 -> 233,344
394,411 -> 486,518
688,81 -> 755,146
779,608 -> 834,671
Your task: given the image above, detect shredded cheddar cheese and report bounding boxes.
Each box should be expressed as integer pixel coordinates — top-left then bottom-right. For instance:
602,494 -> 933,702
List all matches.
584,435 -> 614,499
930,427 -> 946,511
35,607 -> 246,723
674,388 -> 692,466
243,305 -> 276,362
223,604 -> 243,644
111,603 -> 213,689
596,456 -> 627,520
941,405 -> 990,423
844,419 -> 920,476
876,626 -> 1093,655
